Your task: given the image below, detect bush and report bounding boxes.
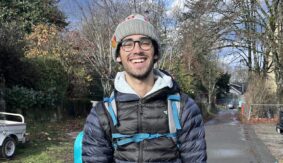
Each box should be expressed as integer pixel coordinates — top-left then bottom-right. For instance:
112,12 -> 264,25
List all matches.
245,74 -> 276,105
0,22 -> 38,88
244,74 -> 277,118
5,86 -> 57,120
5,86 -> 37,111
29,57 -> 68,104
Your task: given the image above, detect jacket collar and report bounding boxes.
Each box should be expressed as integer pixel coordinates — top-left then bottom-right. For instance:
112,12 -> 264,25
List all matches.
114,69 -> 174,98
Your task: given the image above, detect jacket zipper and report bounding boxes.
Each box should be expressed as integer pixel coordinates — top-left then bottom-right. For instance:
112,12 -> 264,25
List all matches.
138,100 -> 143,163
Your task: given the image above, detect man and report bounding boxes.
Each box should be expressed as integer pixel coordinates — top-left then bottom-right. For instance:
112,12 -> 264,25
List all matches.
82,14 -> 207,163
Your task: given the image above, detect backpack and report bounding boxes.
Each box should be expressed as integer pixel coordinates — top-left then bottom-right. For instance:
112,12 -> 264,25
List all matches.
74,91 -> 182,163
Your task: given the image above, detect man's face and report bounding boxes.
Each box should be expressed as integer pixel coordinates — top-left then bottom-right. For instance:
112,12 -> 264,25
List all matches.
117,34 -> 156,80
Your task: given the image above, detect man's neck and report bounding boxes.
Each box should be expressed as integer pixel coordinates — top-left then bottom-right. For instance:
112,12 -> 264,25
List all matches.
125,72 -> 155,97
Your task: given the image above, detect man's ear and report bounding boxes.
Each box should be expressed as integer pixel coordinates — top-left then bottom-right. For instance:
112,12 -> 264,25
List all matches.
116,56 -> 121,62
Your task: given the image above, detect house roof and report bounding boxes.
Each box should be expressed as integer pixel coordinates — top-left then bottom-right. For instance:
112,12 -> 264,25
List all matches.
229,83 -> 247,95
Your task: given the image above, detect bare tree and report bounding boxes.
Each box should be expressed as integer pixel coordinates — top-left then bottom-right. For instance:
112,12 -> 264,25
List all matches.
175,0 -> 226,111
176,0 -> 283,104
241,0 -> 283,102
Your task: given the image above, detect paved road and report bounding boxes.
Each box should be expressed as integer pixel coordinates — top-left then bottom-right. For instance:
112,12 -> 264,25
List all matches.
205,109 -> 276,163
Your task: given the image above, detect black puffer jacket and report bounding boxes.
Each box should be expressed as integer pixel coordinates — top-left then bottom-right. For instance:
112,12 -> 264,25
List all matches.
82,70 -> 207,163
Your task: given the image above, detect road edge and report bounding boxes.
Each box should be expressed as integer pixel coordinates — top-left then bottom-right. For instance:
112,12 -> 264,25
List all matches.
244,124 -> 277,163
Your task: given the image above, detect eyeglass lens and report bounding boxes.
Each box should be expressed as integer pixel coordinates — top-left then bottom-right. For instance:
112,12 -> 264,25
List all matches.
121,38 -> 152,52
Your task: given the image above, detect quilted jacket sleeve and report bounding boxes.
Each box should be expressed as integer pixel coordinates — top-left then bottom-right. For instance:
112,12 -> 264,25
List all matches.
178,95 -> 207,163
82,105 -> 114,163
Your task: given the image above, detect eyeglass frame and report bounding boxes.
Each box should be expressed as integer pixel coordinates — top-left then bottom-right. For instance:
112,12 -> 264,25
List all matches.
120,37 -> 153,52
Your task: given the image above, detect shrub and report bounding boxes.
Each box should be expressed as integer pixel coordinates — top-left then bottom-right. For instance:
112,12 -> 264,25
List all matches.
29,57 -> 68,104
5,86 -> 57,120
244,74 -> 277,118
5,86 -> 37,112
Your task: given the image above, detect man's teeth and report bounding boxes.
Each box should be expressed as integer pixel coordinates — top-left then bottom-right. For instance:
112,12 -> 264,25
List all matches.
132,59 -> 145,63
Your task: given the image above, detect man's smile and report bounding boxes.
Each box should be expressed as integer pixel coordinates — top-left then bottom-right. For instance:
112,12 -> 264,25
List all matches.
128,56 -> 147,64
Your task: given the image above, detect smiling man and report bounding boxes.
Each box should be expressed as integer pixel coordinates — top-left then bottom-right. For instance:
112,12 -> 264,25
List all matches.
82,14 -> 207,163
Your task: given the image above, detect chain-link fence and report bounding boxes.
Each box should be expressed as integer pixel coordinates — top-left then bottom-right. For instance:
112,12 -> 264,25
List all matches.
243,104 -> 283,120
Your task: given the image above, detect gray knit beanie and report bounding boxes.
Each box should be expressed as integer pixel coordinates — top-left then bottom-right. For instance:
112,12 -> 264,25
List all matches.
111,14 -> 160,62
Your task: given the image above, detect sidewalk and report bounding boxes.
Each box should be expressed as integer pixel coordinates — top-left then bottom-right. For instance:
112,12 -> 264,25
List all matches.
250,123 -> 283,162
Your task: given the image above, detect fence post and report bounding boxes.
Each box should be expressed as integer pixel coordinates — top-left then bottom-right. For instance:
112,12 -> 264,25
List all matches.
241,103 -> 245,115
248,104 -> 252,120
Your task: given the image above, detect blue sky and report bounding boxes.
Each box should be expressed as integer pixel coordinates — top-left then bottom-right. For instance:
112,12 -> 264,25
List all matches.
58,0 -> 182,29
58,0 -> 92,29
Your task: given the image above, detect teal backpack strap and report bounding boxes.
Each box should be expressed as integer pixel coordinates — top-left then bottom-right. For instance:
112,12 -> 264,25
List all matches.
112,133 -> 177,147
167,93 -> 181,133
74,131 -> 84,163
103,91 -> 118,126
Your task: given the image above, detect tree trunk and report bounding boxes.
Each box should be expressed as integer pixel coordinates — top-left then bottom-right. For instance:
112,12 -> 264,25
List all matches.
275,1 -> 283,103
275,66 -> 283,103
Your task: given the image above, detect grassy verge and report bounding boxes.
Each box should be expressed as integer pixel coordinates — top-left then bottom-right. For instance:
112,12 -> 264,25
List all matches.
0,118 -> 85,163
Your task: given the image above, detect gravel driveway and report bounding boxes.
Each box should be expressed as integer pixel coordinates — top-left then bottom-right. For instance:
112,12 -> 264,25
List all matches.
251,123 -> 283,162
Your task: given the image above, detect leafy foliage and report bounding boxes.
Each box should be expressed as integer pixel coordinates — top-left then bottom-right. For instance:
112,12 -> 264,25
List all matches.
0,1 -> 75,121
216,73 -> 231,99
5,86 -> 56,113
172,61 -> 196,97
0,0 -> 67,33
25,24 -> 93,99
25,24 -> 58,58
29,57 -> 68,103
0,0 -> 68,88
4,56 -> 68,120
0,22 -> 38,88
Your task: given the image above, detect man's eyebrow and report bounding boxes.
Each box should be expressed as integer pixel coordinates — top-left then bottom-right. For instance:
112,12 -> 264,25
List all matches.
123,37 -> 150,41
122,38 -> 134,42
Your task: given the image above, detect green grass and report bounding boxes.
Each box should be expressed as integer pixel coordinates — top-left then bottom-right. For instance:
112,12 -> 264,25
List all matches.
0,118 -> 85,163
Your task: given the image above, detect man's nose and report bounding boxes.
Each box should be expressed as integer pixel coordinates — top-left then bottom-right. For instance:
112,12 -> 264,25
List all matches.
132,42 -> 142,53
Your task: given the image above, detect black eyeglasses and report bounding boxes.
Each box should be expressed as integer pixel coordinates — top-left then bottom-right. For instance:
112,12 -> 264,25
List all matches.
121,37 -> 153,52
